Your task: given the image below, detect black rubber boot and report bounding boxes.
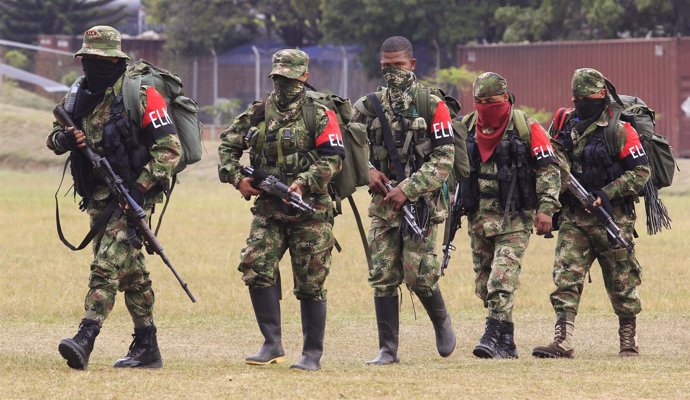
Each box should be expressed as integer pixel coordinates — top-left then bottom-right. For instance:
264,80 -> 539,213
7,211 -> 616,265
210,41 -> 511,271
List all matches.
366,295 -> 399,365
495,320 -> 519,359
58,319 -> 100,370
473,317 -> 502,358
418,287 -> 456,358
113,325 -> 163,368
290,299 -> 326,371
245,285 -> 286,365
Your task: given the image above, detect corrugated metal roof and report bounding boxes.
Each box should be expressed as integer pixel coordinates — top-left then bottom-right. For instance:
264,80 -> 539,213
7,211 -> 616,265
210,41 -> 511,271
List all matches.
0,63 -> 69,92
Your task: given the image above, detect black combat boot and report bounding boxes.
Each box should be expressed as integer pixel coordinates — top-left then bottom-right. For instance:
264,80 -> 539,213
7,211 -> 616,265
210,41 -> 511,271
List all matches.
113,325 -> 163,368
473,317 -> 502,358
418,287 -> 456,358
495,320 -> 518,359
58,319 -> 101,370
619,316 -> 640,357
245,285 -> 285,365
290,299 -> 326,371
366,295 -> 399,365
532,318 -> 575,359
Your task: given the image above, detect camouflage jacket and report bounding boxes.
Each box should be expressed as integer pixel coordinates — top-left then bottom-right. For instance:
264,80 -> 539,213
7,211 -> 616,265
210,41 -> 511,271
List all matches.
467,110 -> 561,237
550,108 -> 651,226
217,91 -> 343,219
46,75 -> 182,204
352,82 -> 455,226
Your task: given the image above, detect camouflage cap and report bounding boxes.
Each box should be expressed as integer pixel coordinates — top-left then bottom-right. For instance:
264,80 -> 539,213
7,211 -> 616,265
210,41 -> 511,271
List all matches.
473,72 -> 508,98
269,49 -> 308,79
74,25 -> 129,60
571,68 -> 606,97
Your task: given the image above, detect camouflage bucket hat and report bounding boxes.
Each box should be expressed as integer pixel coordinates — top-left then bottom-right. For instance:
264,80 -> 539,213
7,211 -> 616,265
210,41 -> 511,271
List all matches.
269,49 -> 308,79
572,68 -> 605,97
74,25 -> 130,59
473,72 -> 508,98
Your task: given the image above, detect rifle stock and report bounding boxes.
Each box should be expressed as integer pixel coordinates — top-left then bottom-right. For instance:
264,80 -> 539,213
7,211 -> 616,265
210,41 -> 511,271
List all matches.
53,105 -> 197,303
240,166 -> 316,214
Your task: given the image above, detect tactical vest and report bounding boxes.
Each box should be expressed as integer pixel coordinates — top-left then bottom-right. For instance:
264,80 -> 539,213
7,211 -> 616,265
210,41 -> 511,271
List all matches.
69,80 -> 151,202
366,89 -> 435,181
246,110 -> 319,185
461,112 -> 537,215
553,118 -> 633,209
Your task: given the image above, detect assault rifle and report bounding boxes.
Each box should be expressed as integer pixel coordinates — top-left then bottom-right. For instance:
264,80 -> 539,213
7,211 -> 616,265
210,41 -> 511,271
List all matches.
240,166 -> 316,214
53,105 -> 197,303
559,166 -> 634,253
441,183 -> 462,275
384,182 -> 424,241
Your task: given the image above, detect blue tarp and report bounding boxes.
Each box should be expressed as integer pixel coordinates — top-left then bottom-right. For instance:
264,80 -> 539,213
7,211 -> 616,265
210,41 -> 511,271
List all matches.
218,40 -> 362,65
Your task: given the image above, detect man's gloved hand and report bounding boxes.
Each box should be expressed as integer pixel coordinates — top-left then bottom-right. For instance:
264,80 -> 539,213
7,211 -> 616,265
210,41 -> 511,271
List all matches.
55,127 -> 86,151
55,129 -> 79,151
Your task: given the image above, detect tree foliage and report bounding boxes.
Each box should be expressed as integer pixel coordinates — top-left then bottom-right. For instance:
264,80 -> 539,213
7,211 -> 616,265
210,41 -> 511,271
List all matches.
255,0 -> 323,47
0,0 -> 128,44
142,0 -> 258,56
420,66 -> 482,98
494,0 -> 690,42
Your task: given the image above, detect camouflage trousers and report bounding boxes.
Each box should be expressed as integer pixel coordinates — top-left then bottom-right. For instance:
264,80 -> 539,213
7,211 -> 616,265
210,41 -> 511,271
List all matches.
469,228 -> 530,322
238,211 -> 335,300
550,208 -> 642,322
368,215 -> 441,298
85,198 -> 155,328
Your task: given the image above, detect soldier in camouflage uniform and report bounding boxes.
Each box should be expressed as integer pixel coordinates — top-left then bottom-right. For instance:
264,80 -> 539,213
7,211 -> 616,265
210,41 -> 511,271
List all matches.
351,36 -> 458,365
47,26 -> 181,370
218,49 -> 344,371
461,72 -> 561,359
533,68 -> 650,358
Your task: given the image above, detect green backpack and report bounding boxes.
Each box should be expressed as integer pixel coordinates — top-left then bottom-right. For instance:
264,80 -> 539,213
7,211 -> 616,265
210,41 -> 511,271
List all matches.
122,60 -> 203,174
605,95 -> 677,190
302,91 -> 370,200
605,94 -> 676,234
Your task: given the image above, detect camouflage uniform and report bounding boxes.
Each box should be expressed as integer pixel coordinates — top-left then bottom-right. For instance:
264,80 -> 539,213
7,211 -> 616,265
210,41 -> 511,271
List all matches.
533,68 -> 650,359
352,59 -> 457,362
352,81 -> 454,298
466,73 -> 561,322
218,49 -> 344,370
49,25 -> 180,370
464,72 -> 561,359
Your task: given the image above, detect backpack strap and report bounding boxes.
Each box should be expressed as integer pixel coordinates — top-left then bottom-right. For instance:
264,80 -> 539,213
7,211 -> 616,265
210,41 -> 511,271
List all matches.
302,99 -> 318,136
368,93 -> 406,181
604,107 -> 623,156
415,86 -> 432,124
347,195 -> 373,270
511,109 -> 530,143
553,107 -> 569,131
55,157 -> 118,251
122,74 -> 143,127
462,112 -> 477,134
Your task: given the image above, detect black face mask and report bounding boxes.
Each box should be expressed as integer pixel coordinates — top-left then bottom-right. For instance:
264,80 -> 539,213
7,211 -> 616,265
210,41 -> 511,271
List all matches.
81,57 -> 127,93
573,98 -> 607,121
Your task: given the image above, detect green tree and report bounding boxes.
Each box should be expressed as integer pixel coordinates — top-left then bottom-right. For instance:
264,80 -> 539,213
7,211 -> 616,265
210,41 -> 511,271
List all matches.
143,0 -> 257,56
321,0 -> 497,77
420,66 -> 482,98
0,0 -> 128,43
256,0 -> 323,47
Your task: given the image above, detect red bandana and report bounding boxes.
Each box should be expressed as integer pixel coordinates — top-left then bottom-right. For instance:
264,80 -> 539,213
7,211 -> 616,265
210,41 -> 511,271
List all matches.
475,101 -> 511,162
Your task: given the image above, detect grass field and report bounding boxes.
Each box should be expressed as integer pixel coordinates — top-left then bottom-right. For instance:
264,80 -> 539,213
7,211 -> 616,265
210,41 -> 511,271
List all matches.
1,98 -> 689,399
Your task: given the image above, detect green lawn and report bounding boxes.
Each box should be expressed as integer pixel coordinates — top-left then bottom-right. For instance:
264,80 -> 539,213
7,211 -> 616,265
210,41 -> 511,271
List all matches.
1,158 -> 689,399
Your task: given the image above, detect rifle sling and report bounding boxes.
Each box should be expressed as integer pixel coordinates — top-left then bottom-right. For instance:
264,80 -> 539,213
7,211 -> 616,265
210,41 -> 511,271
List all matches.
367,93 -> 406,181
55,157 -> 119,251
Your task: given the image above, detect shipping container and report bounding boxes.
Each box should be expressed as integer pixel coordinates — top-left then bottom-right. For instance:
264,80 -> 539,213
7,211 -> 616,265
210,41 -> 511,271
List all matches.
457,38 -> 690,157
